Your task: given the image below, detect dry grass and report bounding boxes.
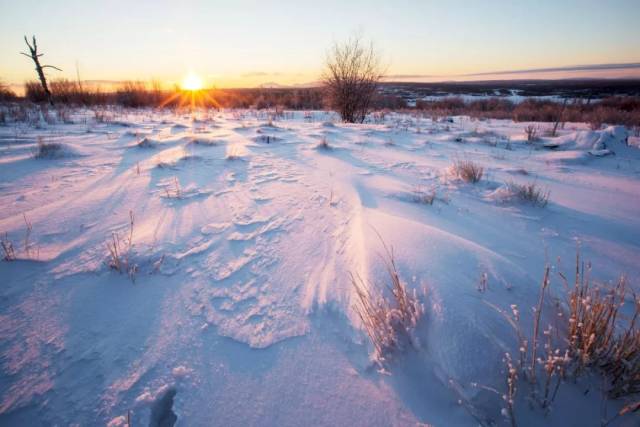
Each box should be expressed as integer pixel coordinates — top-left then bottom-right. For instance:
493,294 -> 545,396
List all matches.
524,125 -> 538,142
453,160 -> 484,183
559,258 -> 640,398
315,136 -> 330,150
106,210 -> 138,282
351,237 -> 424,363
411,187 -> 436,205
34,137 -> 63,159
488,254 -> 640,424
1,233 -> 16,261
506,181 -> 550,207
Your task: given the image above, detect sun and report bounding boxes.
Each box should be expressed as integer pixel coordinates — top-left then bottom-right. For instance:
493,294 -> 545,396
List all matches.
181,72 -> 203,91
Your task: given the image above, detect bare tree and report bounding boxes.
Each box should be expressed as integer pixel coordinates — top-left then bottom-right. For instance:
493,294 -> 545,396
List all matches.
322,36 -> 384,123
21,35 -> 61,105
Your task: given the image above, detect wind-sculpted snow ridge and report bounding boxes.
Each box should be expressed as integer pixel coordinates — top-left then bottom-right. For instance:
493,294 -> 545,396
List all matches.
0,109 -> 639,426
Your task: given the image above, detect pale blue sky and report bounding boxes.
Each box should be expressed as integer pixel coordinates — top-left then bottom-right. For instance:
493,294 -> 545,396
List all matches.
1,0 -> 639,87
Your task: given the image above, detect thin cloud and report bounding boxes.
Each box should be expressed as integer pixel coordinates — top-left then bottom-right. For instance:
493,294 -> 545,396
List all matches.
464,62 -> 640,76
241,71 -> 283,78
384,74 -> 441,79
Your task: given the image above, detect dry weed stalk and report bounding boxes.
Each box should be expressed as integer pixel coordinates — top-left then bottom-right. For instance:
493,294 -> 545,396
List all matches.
106,210 -> 138,282
503,352 -> 518,427
1,233 -> 16,261
524,125 -> 538,142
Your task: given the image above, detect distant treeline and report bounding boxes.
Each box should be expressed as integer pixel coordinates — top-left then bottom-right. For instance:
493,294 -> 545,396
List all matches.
415,96 -> 640,128
1,79 -> 639,127
1,79 -> 410,110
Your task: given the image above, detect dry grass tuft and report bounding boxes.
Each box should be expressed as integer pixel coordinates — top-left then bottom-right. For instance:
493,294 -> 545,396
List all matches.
506,181 -> 550,207
106,210 -> 138,282
1,233 -> 16,261
453,160 -> 484,183
34,137 -> 63,159
351,238 -> 425,363
559,257 -> 640,398
411,187 -> 436,205
488,253 -> 640,424
524,125 -> 538,142
316,136 -> 330,150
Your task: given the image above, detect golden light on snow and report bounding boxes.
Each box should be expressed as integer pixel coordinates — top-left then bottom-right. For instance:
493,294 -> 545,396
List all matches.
181,72 -> 203,91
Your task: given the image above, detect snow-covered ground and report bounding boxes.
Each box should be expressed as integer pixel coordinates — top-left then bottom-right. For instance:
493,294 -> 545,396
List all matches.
1,108 -> 639,426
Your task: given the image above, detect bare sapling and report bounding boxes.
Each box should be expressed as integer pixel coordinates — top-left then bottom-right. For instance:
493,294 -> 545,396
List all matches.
20,36 -> 61,105
322,35 -> 385,123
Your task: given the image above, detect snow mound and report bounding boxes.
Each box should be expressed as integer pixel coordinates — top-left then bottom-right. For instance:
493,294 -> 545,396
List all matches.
551,125 -> 629,155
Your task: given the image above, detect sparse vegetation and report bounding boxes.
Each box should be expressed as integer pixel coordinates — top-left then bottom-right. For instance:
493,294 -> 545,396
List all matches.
106,210 -> 137,282
34,137 -> 63,158
453,160 -> 484,183
411,187 -> 436,205
524,125 -> 538,142
1,233 -> 16,261
316,136 -> 330,150
487,254 -> 640,425
351,237 -> 425,364
506,181 -> 550,207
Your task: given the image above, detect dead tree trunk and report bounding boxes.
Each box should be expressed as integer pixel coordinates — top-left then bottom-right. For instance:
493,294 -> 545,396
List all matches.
21,35 -> 61,105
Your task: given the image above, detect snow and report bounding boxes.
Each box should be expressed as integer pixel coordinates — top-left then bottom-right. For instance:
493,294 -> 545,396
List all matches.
0,108 -> 639,426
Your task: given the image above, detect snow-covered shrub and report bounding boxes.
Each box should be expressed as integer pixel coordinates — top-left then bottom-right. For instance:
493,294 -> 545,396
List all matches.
351,242 -> 425,364
453,160 -> 484,183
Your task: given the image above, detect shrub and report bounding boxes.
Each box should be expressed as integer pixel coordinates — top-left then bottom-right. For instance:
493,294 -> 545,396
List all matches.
0,81 -> 17,102
322,36 -> 384,123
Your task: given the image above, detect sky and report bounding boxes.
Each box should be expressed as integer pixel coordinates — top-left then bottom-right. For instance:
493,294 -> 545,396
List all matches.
1,0 -> 639,89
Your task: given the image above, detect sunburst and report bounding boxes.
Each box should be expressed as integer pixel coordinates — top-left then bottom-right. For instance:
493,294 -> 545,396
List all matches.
159,72 -> 220,111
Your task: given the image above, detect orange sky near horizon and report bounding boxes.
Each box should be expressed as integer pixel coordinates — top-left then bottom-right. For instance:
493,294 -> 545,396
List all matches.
1,0 -> 639,91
